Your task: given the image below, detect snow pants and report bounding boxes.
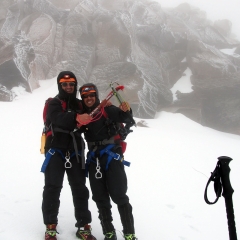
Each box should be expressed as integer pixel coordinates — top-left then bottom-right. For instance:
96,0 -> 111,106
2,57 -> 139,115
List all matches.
88,147 -> 135,234
42,151 -> 91,227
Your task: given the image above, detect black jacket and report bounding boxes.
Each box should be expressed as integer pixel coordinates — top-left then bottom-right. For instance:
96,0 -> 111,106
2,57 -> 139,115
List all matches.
83,105 -> 133,143
45,95 -> 83,152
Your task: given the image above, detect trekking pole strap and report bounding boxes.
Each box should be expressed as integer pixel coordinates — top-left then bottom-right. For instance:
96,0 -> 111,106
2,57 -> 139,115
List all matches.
204,163 -> 222,204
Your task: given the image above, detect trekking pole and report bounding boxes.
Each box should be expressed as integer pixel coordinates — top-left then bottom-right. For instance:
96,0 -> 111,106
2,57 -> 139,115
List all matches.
204,156 -> 238,240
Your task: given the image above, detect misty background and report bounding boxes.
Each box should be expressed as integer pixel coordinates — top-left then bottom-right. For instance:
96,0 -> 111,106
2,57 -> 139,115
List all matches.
0,0 -> 240,136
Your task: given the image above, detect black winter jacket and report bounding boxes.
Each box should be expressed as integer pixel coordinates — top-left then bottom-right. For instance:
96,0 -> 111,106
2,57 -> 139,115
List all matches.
45,96 -> 84,152
83,105 -> 133,144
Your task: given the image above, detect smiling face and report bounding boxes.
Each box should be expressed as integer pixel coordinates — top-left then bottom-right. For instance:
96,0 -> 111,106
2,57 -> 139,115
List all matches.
61,82 -> 75,94
82,93 -> 96,108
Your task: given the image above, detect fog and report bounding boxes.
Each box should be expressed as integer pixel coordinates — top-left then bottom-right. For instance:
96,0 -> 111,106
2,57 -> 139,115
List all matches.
156,0 -> 240,40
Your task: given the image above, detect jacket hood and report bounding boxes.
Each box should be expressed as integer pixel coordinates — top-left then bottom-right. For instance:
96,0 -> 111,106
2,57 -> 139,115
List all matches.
79,83 -> 100,112
57,71 -> 77,99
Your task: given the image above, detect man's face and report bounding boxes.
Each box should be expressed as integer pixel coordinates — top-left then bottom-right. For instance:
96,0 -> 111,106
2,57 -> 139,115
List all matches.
61,82 -> 75,94
82,93 -> 96,108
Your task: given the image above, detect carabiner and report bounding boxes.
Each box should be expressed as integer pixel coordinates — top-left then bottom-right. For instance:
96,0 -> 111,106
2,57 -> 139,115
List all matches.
95,158 -> 102,179
65,151 -> 72,168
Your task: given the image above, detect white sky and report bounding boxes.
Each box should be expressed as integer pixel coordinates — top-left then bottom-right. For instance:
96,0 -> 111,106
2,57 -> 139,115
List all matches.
156,0 -> 240,40
0,78 -> 239,239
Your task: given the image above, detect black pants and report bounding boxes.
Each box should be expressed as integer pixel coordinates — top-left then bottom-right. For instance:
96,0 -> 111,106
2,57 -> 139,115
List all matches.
42,151 -> 91,227
88,147 -> 135,234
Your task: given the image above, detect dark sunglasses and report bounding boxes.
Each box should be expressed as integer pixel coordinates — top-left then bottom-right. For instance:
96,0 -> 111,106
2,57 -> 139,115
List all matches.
61,82 -> 75,87
82,93 -> 96,99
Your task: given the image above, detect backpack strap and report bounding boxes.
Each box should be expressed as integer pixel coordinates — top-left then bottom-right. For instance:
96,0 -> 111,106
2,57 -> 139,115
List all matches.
43,97 -> 66,137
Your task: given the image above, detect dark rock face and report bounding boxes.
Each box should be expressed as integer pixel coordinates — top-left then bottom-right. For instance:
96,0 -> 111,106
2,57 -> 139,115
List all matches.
0,0 -> 240,135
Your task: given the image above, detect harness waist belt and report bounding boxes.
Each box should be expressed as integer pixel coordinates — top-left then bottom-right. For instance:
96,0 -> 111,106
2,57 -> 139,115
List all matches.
53,127 -> 85,169
87,137 -> 115,148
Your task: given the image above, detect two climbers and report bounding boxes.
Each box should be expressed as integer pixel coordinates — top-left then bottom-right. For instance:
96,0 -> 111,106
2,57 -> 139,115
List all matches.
41,71 -> 137,240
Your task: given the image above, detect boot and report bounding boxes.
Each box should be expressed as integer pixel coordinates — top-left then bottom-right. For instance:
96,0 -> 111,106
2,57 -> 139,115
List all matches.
104,230 -> 117,239
76,224 -> 97,240
124,234 -> 138,240
45,224 -> 58,240
98,208 -> 115,234
118,203 -> 135,235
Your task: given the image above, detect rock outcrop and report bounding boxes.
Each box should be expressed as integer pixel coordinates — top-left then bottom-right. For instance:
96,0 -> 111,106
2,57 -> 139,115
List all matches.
0,0 -> 240,134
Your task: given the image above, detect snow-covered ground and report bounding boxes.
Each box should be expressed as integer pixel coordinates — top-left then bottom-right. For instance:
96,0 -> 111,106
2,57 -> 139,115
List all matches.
0,77 -> 239,239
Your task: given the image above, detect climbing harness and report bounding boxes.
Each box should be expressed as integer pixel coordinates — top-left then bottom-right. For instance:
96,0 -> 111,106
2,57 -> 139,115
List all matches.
85,144 -> 130,178
40,148 -> 81,173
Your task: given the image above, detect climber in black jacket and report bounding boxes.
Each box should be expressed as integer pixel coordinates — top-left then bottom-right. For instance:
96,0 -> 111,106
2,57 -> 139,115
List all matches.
42,71 -> 96,240
78,83 -> 137,240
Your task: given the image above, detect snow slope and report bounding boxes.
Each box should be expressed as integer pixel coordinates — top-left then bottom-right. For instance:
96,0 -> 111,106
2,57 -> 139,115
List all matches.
0,78 -> 239,239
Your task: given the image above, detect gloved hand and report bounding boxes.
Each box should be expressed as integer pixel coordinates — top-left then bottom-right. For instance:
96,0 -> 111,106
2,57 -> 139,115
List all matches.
119,102 -> 130,112
76,113 -> 92,127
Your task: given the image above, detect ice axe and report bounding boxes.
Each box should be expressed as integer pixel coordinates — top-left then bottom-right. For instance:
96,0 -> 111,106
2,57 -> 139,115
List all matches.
109,82 -> 136,127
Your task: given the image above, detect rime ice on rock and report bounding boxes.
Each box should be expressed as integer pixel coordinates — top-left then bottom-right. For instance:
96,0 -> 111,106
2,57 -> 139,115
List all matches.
0,0 -> 240,135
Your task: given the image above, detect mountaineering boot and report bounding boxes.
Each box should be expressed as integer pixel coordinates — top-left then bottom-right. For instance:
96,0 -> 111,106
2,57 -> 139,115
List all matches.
104,230 -> 117,239
124,234 -> 138,240
45,224 -> 58,240
76,224 -> 97,240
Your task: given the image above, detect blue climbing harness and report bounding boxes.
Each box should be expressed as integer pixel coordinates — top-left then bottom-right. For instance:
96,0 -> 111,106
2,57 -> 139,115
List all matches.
85,144 -> 130,177
41,148 -> 82,173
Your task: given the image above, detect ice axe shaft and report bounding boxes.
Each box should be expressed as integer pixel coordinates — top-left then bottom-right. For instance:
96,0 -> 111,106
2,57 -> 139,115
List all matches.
89,85 -> 124,117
